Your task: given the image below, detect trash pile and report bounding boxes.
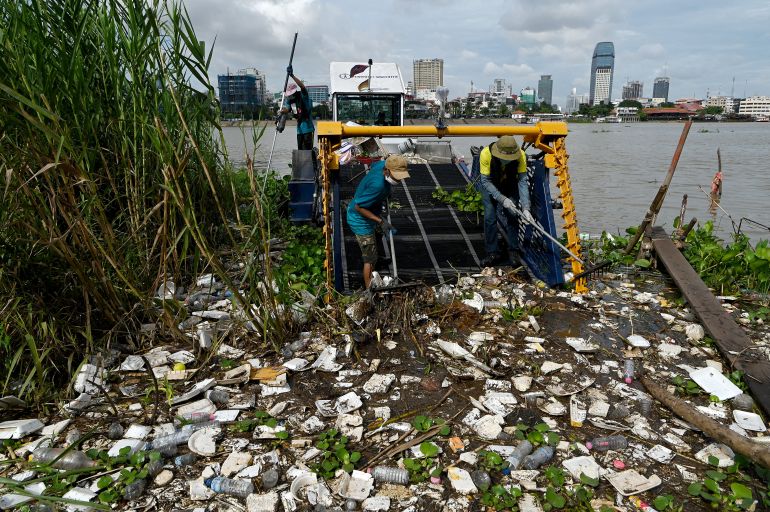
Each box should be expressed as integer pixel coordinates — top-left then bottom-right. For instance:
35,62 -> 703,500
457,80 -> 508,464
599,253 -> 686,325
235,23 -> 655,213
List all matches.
2,266 -> 770,511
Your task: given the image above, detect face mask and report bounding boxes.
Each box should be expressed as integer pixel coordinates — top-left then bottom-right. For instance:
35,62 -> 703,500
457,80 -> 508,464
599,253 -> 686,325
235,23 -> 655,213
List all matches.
385,176 -> 398,186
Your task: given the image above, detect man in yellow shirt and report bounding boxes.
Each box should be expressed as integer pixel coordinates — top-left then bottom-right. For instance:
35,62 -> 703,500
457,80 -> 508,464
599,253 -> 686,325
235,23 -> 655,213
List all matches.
478,135 -> 533,266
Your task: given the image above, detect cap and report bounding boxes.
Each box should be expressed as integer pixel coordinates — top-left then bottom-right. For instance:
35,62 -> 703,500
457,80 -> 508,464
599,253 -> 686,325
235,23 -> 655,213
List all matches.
384,155 -> 410,180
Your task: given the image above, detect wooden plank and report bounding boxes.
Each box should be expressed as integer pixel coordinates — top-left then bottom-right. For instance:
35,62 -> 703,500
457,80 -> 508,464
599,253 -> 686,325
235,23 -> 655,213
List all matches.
651,226 -> 770,416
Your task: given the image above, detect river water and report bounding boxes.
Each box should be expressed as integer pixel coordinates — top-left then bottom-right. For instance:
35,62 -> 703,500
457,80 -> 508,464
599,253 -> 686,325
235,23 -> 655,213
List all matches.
221,122 -> 770,240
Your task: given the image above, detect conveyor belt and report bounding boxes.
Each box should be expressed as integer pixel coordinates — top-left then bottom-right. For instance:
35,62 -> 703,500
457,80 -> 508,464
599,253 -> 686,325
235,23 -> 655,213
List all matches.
337,161 -> 484,291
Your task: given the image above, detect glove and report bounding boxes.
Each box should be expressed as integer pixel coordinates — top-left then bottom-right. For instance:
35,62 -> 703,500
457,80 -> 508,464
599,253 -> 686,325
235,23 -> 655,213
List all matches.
286,65 -> 293,75
502,197 -> 515,212
379,219 -> 395,234
521,209 -> 535,225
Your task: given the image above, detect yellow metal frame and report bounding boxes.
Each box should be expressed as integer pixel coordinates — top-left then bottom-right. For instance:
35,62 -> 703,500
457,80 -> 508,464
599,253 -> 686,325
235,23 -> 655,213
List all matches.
317,121 -> 587,296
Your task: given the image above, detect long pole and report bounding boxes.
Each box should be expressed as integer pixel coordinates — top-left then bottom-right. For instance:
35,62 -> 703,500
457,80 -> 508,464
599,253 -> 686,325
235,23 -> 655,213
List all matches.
623,119 -> 692,254
264,32 -> 298,189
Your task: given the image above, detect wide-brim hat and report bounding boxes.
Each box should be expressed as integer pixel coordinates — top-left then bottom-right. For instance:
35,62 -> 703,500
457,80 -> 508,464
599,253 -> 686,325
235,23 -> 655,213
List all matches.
285,83 -> 298,96
385,155 -> 410,180
490,135 -> 521,161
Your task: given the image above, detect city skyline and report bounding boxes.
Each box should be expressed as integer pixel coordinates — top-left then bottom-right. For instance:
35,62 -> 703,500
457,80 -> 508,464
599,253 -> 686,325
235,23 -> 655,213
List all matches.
185,0 -> 770,104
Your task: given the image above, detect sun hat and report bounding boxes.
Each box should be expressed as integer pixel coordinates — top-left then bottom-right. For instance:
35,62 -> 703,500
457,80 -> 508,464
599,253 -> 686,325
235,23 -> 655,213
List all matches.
384,155 -> 410,180
285,83 -> 298,96
490,135 -> 521,161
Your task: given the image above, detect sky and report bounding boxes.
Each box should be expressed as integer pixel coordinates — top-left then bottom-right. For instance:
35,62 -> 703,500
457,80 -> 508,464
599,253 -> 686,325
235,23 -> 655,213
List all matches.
185,0 -> 770,105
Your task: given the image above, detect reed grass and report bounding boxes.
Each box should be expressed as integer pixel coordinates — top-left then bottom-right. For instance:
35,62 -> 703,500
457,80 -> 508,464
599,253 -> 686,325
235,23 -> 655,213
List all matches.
0,0 -> 300,404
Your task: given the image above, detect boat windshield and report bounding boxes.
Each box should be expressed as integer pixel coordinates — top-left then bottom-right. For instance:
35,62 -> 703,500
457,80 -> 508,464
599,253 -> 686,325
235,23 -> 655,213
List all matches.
336,94 -> 400,126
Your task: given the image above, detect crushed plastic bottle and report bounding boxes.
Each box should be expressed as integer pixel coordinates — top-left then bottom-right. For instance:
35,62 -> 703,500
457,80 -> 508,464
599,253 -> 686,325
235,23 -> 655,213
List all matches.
123,479 -> 146,500
107,422 -> 124,440
261,468 -> 279,489
31,448 -> 98,470
470,469 -> 491,491
371,466 -> 409,485
65,429 -> 82,446
205,389 -> 229,405
522,446 -> 554,470
174,453 -> 197,467
732,393 -> 754,412
151,422 -> 219,452
204,476 -> 254,499
639,396 -> 653,416
145,460 -> 164,477
623,359 -> 635,384
173,412 -> 216,427
586,435 -> 628,451
607,403 -> 631,420
505,440 -> 533,471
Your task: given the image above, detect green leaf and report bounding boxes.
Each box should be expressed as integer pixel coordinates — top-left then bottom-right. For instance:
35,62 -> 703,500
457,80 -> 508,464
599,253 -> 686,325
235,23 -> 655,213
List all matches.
688,483 -> 703,496
579,472 -> 599,487
653,495 -> 672,510
342,462 -> 354,473
634,258 -> 651,268
546,487 -> 566,509
706,470 -> 727,482
419,441 -> 439,457
275,430 -> 289,440
534,422 -> 550,432
349,451 -> 361,463
97,476 -> 113,489
439,425 -> 451,436
730,482 -> 753,500
704,478 -> 720,493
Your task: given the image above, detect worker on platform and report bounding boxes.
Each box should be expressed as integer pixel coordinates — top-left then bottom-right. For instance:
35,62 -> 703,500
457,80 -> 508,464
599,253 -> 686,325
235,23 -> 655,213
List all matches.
278,66 -> 314,150
347,155 -> 411,289
478,135 -> 534,267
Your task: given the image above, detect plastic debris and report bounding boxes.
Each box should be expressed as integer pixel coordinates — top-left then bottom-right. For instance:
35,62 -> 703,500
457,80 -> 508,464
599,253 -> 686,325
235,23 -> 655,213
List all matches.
0,419 -> 44,440
606,469 -> 662,496
689,366 -> 743,400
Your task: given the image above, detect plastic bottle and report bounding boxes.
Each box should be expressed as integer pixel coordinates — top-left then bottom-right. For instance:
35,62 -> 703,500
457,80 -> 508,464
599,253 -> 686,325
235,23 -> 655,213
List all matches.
173,412 -> 216,427
107,422 -> 124,440
151,422 -> 219,451
623,359 -> 635,384
123,479 -> 147,500
31,448 -> 98,470
204,476 -> 254,499
607,404 -> 631,420
261,468 -> 279,489
174,453 -> 197,467
505,440 -> 533,471
65,429 -> 81,446
521,446 -> 554,470
586,435 -> 628,451
145,460 -> 164,477
470,470 -> 491,491
371,466 -> 409,485
732,393 -> 754,412
639,396 -> 653,416
205,389 -> 229,405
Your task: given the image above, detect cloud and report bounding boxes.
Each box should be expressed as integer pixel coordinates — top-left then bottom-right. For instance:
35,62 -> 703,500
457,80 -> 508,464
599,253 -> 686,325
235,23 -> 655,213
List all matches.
460,49 -> 479,60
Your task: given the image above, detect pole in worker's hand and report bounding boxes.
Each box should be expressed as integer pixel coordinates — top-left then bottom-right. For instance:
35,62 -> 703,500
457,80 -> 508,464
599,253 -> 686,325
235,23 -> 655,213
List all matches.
265,32 -> 298,189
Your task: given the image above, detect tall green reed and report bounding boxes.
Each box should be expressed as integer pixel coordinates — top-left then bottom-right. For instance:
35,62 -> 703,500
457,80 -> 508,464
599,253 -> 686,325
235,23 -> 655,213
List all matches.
0,0 -> 297,404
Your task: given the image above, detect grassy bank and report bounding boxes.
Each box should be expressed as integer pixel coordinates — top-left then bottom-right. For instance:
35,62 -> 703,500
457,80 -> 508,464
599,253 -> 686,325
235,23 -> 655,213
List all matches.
0,0 -> 303,405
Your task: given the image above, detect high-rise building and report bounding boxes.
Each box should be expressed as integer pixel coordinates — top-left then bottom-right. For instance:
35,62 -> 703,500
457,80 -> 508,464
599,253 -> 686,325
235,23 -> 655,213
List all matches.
520,87 -> 536,106
413,58 -> 444,90
306,85 -> 329,105
653,77 -> 670,102
538,75 -> 553,105
738,96 -> 770,118
622,80 -> 643,100
589,42 -> 615,105
565,88 -> 590,114
218,68 -> 266,116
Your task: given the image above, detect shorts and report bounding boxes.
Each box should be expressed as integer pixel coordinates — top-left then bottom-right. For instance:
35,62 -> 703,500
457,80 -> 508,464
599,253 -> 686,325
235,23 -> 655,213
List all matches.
355,234 -> 378,265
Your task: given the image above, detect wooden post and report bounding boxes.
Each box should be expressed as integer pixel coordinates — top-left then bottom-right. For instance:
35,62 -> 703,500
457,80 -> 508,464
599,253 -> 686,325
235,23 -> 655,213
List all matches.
624,120 -> 692,254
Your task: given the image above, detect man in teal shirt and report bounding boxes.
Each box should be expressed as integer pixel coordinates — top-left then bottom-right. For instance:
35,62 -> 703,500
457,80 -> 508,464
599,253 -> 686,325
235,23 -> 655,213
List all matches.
280,66 -> 314,149
347,155 -> 411,288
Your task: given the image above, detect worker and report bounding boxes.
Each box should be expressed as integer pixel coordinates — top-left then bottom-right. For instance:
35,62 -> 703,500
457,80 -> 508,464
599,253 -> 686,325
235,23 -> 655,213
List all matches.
346,155 -> 411,289
279,66 -> 314,150
478,135 -> 533,267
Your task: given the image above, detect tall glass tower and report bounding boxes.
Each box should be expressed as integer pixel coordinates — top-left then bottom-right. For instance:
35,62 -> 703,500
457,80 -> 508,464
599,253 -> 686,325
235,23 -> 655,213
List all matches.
538,75 -> 553,105
589,42 -> 615,105
653,77 -> 670,102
